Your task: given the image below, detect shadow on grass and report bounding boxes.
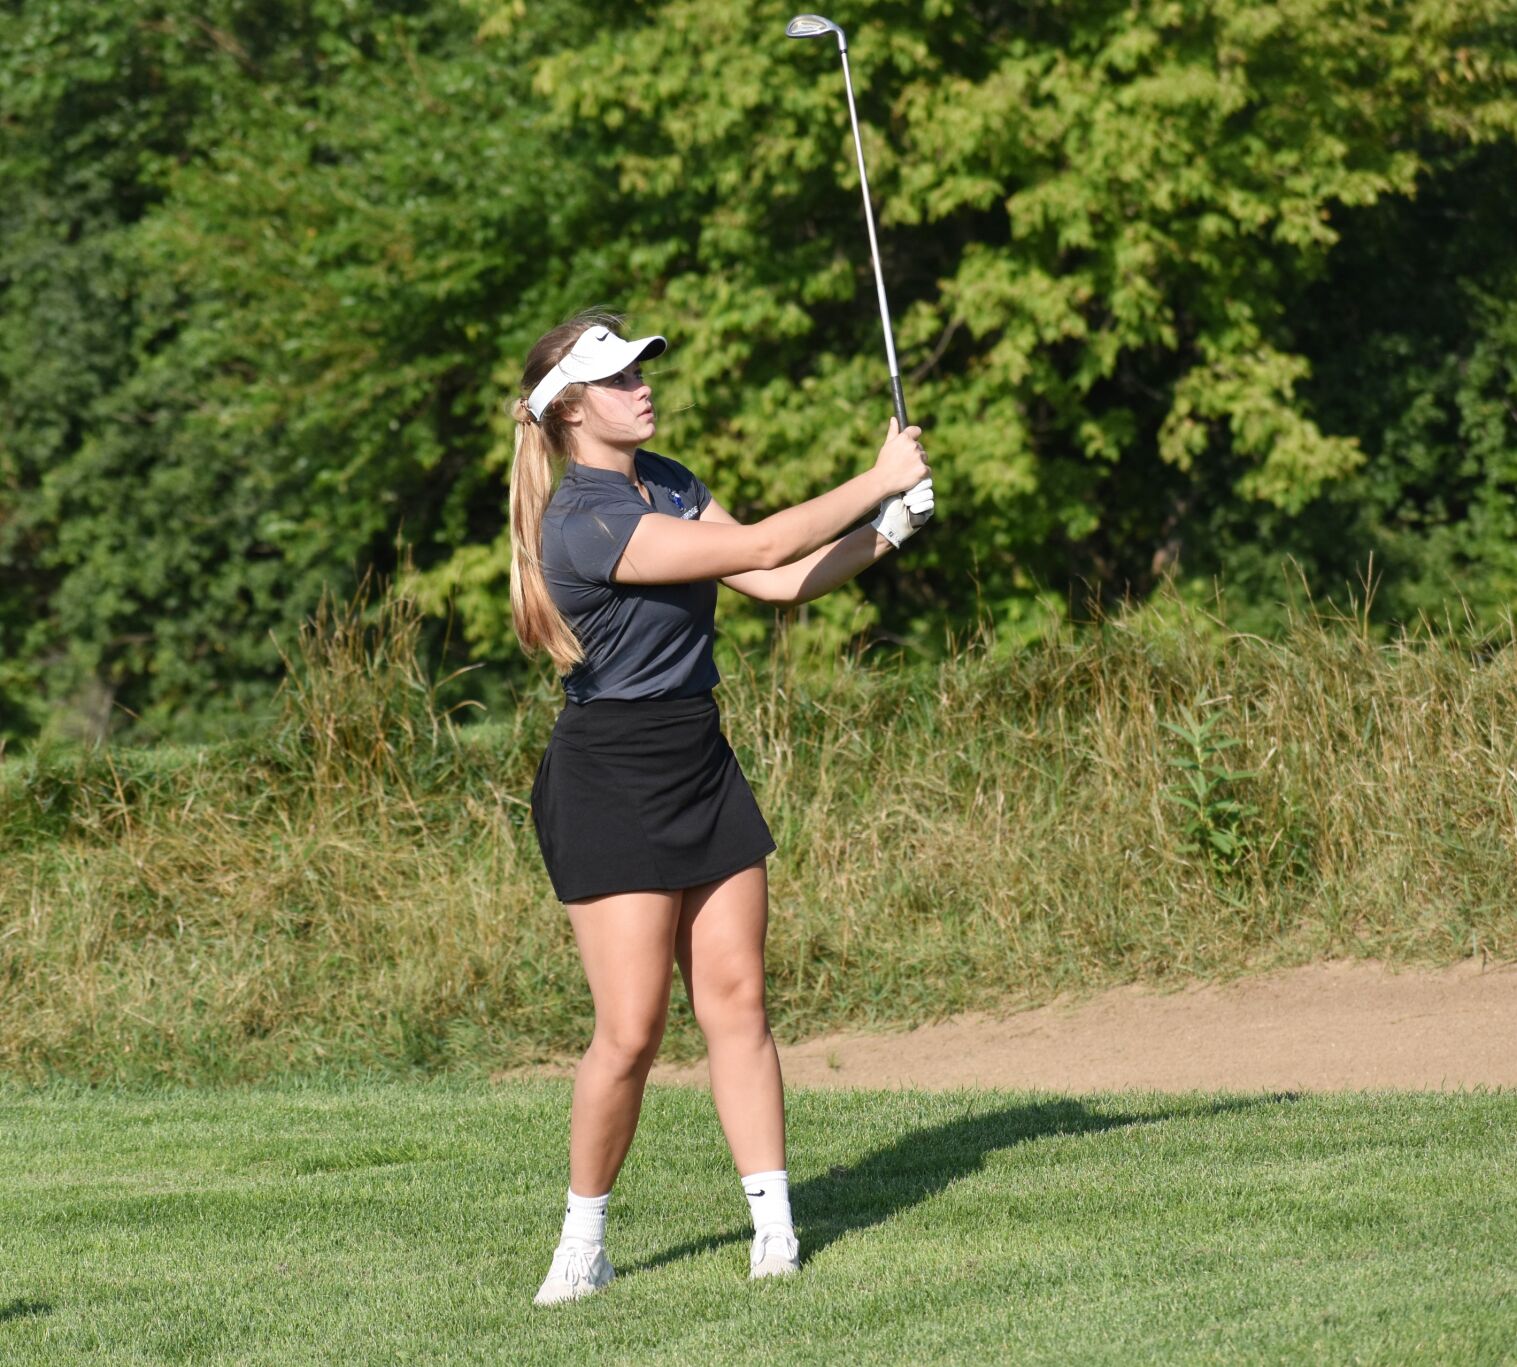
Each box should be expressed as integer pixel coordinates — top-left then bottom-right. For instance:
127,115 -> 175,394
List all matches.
0,1299 -> 53,1324
627,1092 -> 1299,1274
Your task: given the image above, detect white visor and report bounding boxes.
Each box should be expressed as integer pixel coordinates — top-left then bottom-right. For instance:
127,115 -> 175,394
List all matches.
526,325 -> 667,420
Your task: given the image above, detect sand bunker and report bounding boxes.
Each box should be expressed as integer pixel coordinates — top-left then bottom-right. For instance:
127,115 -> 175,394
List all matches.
645,959 -> 1517,1092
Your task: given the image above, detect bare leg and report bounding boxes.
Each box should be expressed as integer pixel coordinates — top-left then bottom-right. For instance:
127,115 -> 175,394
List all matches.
565,889 -> 682,1194
675,862 -> 785,1175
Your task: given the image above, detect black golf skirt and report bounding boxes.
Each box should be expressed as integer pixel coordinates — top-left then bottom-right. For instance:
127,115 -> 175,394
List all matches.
530,691 -> 776,903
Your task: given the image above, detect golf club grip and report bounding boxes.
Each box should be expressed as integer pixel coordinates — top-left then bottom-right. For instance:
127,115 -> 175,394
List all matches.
889,375 -> 931,528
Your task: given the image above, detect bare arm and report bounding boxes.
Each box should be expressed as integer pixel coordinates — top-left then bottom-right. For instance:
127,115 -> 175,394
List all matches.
612,420 -> 927,586
703,497 -> 892,605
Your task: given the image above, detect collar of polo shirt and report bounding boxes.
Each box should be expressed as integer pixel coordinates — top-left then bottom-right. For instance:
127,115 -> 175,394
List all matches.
526,326 -> 668,421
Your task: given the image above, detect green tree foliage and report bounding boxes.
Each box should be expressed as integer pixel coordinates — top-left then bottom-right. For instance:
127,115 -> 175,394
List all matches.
2,1 -> 601,742
457,0 -> 1514,634
0,0 -> 243,739
1,0 -> 1514,746
1195,137 -> 1517,631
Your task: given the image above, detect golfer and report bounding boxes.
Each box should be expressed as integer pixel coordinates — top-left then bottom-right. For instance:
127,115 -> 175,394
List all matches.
510,312 -> 933,1305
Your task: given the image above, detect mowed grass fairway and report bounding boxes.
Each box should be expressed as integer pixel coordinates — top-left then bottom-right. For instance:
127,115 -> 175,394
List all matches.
2,1083 -> 1513,1364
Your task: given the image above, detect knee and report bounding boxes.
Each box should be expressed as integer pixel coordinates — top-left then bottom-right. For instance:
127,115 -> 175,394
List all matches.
590,1016 -> 666,1077
695,981 -> 770,1047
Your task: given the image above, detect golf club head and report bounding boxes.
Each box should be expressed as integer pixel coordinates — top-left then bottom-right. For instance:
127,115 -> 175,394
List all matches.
785,13 -> 846,52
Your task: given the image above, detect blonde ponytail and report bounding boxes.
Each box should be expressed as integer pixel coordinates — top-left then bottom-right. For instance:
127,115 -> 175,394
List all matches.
509,414 -> 584,673
506,309 -> 625,674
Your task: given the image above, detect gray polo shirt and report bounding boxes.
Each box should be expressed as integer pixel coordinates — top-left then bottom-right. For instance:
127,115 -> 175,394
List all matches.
541,449 -> 721,703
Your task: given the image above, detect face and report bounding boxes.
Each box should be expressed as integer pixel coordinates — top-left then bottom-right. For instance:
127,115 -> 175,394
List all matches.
573,363 -> 656,449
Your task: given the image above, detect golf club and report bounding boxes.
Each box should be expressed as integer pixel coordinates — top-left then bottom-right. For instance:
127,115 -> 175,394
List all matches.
786,12 -> 930,526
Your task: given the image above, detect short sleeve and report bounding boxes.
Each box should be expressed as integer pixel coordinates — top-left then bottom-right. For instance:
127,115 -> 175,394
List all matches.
559,506 -> 651,584
645,451 -> 713,515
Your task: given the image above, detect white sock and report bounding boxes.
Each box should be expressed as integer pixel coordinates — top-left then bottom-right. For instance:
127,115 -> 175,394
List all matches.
741,1169 -> 793,1235
559,1187 -> 609,1247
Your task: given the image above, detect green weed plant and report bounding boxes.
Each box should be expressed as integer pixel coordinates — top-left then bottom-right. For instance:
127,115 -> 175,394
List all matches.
1161,699 -> 1261,871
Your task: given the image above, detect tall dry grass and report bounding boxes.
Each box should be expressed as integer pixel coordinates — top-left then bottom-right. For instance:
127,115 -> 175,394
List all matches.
2,582 -> 1514,1083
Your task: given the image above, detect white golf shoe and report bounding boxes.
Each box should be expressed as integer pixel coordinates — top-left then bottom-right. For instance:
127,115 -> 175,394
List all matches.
749,1226 -> 800,1280
533,1241 -> 615,1306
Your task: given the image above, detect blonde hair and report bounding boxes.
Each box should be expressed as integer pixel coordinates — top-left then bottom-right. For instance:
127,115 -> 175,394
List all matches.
508,310 -> 625,673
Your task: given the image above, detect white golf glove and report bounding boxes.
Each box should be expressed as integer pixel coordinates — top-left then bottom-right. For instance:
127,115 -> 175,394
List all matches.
871,478 -> 935,549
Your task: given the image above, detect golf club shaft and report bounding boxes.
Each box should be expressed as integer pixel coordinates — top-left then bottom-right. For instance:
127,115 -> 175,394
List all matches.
837,47 -> 929,526
838,49 -> 907,431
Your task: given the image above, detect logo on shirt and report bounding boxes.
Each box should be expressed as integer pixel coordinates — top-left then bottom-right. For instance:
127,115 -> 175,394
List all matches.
669,490 -> 700,520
